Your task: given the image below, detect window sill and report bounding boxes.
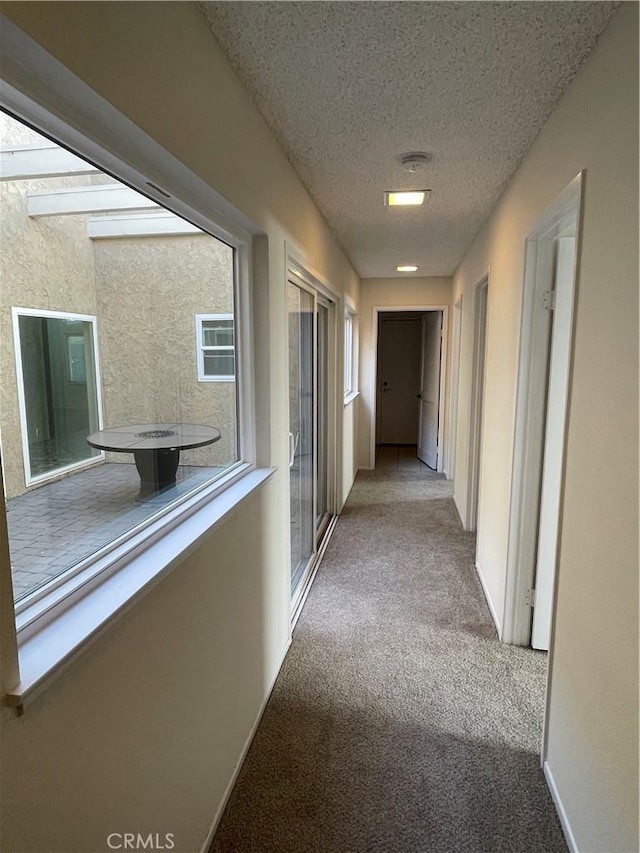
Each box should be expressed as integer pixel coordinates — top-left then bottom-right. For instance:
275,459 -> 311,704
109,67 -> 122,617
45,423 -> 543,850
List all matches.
344,391 -> 359,406
4,466 -> 275,714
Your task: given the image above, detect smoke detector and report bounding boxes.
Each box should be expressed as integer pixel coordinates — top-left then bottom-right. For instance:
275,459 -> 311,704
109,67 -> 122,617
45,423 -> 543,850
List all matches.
399,152 -> 432,173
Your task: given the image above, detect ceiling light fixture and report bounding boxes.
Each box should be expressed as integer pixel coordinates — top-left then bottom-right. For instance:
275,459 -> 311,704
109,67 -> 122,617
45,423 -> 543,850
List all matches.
384,190 -> 429,207
396,265 -> 418,273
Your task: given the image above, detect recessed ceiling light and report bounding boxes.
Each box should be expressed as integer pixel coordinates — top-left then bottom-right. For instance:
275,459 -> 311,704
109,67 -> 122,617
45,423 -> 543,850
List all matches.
396,265 -> 418,273
384,190 -> 429,206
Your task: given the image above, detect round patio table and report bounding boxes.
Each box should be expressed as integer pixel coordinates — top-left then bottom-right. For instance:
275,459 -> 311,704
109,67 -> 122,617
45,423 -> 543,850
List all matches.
87,423 -> 221,500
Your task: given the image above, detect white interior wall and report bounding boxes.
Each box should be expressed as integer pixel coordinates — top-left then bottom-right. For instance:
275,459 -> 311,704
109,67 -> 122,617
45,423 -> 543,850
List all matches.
0,4 -> 359,852
341,400 -> 357,507
452,5 -> 638,850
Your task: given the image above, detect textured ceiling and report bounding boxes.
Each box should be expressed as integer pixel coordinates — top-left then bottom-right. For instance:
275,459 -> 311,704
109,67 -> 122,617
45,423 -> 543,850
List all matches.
200,1 -> 619,278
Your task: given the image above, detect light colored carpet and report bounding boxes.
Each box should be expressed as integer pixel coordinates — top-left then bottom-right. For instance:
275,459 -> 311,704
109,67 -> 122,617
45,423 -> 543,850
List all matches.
211,446 -> 566,852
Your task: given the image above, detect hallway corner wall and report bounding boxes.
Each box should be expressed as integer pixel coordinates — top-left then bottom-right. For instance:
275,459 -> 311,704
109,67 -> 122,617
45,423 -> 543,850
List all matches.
451,4 -> 639,850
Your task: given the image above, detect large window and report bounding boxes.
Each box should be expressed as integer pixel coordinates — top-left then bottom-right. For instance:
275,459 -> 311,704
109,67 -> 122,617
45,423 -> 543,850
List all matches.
0,110 -> 248,608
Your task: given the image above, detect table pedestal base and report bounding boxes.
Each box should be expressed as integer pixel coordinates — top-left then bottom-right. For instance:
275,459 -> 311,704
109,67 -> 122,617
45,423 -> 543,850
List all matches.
134,448 -> 180,501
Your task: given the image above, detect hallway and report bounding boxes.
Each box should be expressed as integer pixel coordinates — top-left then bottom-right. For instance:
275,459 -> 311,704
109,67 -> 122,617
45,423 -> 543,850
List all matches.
211,447 -> 566,852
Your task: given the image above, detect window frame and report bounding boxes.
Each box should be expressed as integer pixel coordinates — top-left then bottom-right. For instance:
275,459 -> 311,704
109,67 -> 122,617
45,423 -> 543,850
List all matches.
11,307 -> 105,488
0,16 -> 268,711
343,304 -> 358,404
196,313 -> 236,382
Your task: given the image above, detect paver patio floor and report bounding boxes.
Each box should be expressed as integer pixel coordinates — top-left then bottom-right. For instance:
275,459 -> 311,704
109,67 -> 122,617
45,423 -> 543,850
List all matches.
7,462 -> 221,602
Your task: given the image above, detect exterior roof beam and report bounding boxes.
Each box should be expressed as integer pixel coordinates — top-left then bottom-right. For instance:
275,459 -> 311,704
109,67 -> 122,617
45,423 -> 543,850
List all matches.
27,184 -> 159,217
87,212 -> 201,239
1,143 -> 99,180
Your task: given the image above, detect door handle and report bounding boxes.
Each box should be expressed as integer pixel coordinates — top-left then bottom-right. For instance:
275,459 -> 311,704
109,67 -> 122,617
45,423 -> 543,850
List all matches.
416,393 -> 423,400
288,431 -> 299,468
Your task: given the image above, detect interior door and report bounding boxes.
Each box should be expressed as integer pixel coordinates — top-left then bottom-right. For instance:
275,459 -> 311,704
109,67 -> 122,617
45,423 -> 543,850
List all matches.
377,317 -> 422,444
417,312 -> 442,469
531,236 -> 575,650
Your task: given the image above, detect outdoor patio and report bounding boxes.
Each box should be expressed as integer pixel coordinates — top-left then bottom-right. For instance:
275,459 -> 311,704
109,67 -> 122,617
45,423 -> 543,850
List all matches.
7,462 -> 221,602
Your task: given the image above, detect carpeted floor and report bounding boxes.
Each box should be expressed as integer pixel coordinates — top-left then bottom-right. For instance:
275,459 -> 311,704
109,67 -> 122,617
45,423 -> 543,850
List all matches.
211,445 -> 567,853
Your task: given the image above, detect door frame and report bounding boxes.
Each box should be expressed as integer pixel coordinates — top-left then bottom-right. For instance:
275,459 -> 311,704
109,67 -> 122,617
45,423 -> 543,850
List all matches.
11,306 -> 106,487
417,311 -> 443,469
286,257 -> 339,625
503,172 -> 584,652
315,293 -> 335,544
465,277 -> 489,533
444,295 -> 463,481
370,305 -> 449,471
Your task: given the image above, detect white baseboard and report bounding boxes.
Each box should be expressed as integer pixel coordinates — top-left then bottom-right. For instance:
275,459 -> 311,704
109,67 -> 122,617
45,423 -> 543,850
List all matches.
543,760 -> 578,853
474,560 -> 502,639
199,637 -> 291,853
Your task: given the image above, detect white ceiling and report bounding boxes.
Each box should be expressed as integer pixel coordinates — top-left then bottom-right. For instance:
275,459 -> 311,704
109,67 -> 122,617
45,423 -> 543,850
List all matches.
200,1 -> 619,278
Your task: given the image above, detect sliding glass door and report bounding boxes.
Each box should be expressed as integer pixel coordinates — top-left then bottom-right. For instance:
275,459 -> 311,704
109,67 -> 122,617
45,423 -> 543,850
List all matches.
14,310 -> 102,483
288,282 -> 315,597
315,299 -> 330,540
288,276 -> 334,610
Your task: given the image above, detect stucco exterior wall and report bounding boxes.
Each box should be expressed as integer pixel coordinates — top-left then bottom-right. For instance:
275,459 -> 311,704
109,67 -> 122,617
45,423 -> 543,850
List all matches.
1,114 -> 237,496
94,235 -> 237,468
0,115 -> 97,497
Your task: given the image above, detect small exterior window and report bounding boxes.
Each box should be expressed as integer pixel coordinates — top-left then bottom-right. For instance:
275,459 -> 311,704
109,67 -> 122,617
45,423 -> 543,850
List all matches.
196,314 -> 235,381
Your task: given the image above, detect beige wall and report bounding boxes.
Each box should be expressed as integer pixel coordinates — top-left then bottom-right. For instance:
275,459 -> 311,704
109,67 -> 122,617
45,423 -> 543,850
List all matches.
0,3 -> 359,852
452,4 -> 638,850
357,276 -> 452,469
342,398 -> 357,506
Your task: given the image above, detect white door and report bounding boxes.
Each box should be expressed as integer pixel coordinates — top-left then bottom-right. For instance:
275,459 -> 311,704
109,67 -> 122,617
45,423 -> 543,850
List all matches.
378,318 -> 422,444
417,312 -> 442,469
531,237 -> 576,650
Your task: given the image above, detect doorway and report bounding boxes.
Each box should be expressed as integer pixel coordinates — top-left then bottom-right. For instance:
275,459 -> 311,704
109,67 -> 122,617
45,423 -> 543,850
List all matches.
287,269 -> 336,619
504,174 -> 583,655
373,308 -> 447,472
